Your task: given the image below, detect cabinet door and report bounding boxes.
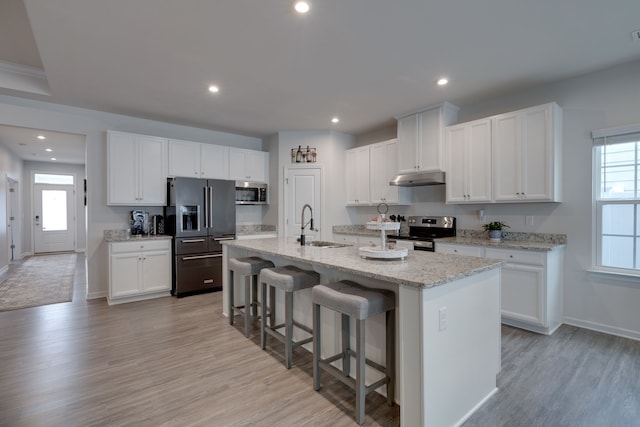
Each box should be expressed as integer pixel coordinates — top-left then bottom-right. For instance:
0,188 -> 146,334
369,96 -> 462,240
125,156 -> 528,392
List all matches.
397,114 -> 418,173
200,144 -> 229,179
110,252 -> 141,297
370,141 -> 399,204
228,149 -> 246,181
492,112 -> 522,201
467,120 -> 492,202
418,108 -> 443,172
141,250 -> 172,293
521,106 -> 551,201
168,139 -> 200,178
435,243 -> 484,257
138,135 -> 167,205
244,150 -> 267,182
500,263 -> 546,327
108,131 -> 139,205
354,146 -> 371,204
445,125 -> 468,203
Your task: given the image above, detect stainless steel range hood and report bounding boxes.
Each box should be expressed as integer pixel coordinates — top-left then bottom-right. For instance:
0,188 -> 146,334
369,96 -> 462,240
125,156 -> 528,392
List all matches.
389,170 -> 446,187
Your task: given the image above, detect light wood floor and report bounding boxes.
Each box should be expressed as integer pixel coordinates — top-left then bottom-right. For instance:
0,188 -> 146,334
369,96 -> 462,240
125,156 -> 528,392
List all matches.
0,256 -> 638,426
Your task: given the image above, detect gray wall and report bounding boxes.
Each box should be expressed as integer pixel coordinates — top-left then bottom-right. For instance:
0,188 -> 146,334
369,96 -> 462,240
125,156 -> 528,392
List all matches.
0,143 -> 24,268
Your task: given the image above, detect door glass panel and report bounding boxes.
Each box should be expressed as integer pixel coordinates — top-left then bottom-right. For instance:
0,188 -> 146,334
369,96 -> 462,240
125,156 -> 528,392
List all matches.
42,190 -> 68,231
34,173 -> 74,185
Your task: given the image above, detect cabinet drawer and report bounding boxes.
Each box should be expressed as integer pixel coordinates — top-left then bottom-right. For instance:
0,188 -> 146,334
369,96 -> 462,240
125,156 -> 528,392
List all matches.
485,248 -> 545,266
436,243 -> 484,257
110,239 -> 171,254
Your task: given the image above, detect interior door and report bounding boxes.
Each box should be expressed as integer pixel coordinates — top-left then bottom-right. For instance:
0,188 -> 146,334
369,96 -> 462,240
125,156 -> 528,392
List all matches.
284,167 -> 321,240
34,184 -> 75,253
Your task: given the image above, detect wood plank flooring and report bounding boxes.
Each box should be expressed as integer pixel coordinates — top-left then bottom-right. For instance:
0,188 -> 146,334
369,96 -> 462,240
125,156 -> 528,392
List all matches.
0,255 -> 638,426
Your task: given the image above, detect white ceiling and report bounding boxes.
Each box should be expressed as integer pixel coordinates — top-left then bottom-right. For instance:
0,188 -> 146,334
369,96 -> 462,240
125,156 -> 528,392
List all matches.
0,125 -> 85,165
1,0 -> 640,140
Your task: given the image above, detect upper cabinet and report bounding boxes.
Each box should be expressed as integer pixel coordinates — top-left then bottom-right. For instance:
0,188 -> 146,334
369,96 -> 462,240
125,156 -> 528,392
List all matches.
345,146 -> 371,205
346,140 -> 409,206
107,131 -> 167,206
228,148 -> 268,183
493,103 -> 562,202
445,102 -> 562,205
445,119 -> 492,203
396,102 -> 459,174
168,139 -> 229,179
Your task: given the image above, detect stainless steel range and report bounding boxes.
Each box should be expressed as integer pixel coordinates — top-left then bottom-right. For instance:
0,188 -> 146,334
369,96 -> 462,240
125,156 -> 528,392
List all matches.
390,216 -> 456,252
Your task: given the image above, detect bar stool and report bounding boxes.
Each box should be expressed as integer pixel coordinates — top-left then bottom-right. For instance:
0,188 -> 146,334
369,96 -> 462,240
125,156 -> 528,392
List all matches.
312,280 -> 395,425
228,256 -> 275,337
260,265 -> 319,368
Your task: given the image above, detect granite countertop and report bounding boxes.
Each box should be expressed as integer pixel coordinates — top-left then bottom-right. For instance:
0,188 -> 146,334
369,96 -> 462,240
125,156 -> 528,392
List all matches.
237,224 -> 277,236
437,236 -> 565,251
223,237 -> 504,289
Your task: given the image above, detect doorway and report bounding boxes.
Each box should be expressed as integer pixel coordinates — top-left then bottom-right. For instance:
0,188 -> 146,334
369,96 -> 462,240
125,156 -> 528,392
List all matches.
284,166 -> 322,239
33,173 -> 76,253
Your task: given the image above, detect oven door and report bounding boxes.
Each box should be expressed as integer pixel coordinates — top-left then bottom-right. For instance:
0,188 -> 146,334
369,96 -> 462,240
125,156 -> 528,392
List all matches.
413,240 -> 435,252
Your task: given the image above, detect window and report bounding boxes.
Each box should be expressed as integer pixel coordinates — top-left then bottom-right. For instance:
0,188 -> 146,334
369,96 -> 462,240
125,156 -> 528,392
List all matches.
593,127 -> 640,273
34,173 -> 74,185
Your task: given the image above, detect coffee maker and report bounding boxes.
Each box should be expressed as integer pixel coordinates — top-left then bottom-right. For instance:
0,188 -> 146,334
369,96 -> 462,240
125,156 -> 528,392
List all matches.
130,210 -> 149,235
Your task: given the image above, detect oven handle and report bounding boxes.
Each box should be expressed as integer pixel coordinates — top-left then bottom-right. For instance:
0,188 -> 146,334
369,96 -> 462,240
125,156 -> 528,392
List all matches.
182,254 -> 222,261
181,238 -> 206,243
214,236 -> 235,241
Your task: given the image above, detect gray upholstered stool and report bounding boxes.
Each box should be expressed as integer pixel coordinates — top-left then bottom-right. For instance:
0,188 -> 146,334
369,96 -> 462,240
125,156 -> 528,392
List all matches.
312,280 -> 395,425
228,256 -> 275,337
260,265 -> 319,368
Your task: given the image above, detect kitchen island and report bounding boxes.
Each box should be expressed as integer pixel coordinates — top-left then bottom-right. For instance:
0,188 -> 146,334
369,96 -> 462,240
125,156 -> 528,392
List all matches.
222,237 -> 504,427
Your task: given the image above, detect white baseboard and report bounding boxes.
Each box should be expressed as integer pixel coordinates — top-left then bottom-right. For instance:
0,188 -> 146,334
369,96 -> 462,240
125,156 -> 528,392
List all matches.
86,291 -> 107,300
0,265 -> 8,275
75,248 -> 86,253
454,387 -> 499,427
564,317 -> 640,342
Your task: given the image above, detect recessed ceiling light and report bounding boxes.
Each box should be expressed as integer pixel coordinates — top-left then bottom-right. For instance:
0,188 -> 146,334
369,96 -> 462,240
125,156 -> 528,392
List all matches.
294,1 -> 310,14
45,148 -> 53,152
51,157 -> 57,161
437,78 -> 449,86
37,135 -> 46,140
331,117 -> 340,124
208,85 -> 220,93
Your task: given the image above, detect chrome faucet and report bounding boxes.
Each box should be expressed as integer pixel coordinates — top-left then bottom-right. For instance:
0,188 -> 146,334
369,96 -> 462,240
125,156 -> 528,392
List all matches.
300,203 -> 314,246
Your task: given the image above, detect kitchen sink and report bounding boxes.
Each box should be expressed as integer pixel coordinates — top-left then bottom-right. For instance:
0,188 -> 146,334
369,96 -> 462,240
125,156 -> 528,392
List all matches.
305,240 -> 351,248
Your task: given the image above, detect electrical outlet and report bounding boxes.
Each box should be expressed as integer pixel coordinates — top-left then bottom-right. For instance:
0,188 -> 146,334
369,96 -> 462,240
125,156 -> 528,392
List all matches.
438,306 -> 448,331
632,29 -> 640,42
525,215 -> 534,226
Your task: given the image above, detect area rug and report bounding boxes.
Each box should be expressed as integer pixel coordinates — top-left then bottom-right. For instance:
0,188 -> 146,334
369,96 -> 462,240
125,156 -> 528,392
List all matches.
0,253 -> 77,312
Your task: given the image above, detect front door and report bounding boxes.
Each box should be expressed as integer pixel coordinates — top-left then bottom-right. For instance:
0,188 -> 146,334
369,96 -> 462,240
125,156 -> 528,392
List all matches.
33,184 -> 75,253
284,166 -> 322,240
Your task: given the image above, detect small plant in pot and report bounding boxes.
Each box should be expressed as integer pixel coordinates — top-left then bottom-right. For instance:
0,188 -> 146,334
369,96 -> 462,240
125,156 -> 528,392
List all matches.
482,221 -> 510,242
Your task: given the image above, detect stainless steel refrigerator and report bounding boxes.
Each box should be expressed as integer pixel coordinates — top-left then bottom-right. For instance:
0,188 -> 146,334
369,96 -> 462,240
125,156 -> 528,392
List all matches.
165,177 -> 236,297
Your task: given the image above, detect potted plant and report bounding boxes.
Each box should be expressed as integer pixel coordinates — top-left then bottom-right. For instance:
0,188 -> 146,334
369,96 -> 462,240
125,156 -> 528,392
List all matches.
482,221 -> 509,242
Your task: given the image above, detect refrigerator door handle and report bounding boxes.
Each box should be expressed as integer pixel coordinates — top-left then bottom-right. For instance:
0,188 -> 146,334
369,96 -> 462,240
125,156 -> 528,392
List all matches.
203,186 -> 209,229
208,185 -> 214,229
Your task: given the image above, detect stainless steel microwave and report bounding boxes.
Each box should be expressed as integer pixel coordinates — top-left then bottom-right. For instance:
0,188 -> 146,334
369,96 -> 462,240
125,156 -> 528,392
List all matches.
235,181 -> 268,205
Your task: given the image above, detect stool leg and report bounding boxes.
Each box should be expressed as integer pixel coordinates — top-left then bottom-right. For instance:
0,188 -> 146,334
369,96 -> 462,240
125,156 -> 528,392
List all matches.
228,270 -> 235,326
251,274 -> 258,320
341,313 -> 350,376
313,302 -> 321,391
386,309 -> 395,405
244,275 -> 251,338
284,291 -> 294,369
261,282 -> 267,349
355,318 -> 366,425
269,286 -> 276,327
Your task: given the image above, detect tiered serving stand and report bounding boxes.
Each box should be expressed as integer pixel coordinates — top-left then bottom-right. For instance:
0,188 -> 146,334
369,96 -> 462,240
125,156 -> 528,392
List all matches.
358,217 -> 408,260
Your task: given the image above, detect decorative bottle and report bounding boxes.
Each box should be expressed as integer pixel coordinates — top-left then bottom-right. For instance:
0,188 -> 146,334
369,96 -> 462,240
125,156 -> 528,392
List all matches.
296,145 -> 302,163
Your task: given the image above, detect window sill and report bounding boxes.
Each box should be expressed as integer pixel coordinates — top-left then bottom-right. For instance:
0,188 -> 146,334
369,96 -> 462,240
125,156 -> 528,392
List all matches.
588,268 -> 640,286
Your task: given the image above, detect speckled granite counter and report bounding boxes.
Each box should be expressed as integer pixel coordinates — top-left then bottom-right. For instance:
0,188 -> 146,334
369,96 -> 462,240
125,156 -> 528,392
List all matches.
236,224 -> 277,237
104,229 -> 173,242
223,237 -> 503,289
437,236 -> 565,251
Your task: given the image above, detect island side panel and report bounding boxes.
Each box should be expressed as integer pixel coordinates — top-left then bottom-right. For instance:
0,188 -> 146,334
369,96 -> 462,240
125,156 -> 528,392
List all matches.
422,268 -> 501,427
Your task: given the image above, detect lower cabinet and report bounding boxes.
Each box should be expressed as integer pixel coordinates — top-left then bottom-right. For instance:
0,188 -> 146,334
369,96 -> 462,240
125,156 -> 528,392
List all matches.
436,242 -> 564,335
108,239 -> 172,304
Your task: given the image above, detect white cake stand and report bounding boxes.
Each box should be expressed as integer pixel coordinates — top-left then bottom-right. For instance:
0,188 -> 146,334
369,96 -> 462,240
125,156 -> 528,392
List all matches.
359,220 -> 408,260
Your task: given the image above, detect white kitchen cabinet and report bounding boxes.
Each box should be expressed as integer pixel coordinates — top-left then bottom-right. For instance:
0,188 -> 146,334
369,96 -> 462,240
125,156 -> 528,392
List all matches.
396,102 -> 459,174
492,102 -> 562,202
436,242 -> 564,335
108,131 -> 167,206
168,139 -> 229,179
445,119 -> 492,204
229,148 -> 268,182
345,146 -> 371,205
370,139 -> 409,205
108,239 -> 172,304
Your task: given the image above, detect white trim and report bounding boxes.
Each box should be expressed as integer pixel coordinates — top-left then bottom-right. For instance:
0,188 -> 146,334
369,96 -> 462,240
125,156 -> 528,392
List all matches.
592,122 -> 640,139
453,387 -> 499,427
564,317 -> 640,342
0,60 -> 46,79
0,60 -> 51,96
587,268 -> 640,286
0,265 -> 8,276
86,291 -> 107,300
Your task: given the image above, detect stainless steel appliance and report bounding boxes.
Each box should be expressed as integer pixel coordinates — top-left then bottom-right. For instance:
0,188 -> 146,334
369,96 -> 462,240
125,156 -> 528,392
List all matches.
235,181 -> 268,205
389,216 -> 456,252
165,177 -> 236,297
151,214 -> 164,235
